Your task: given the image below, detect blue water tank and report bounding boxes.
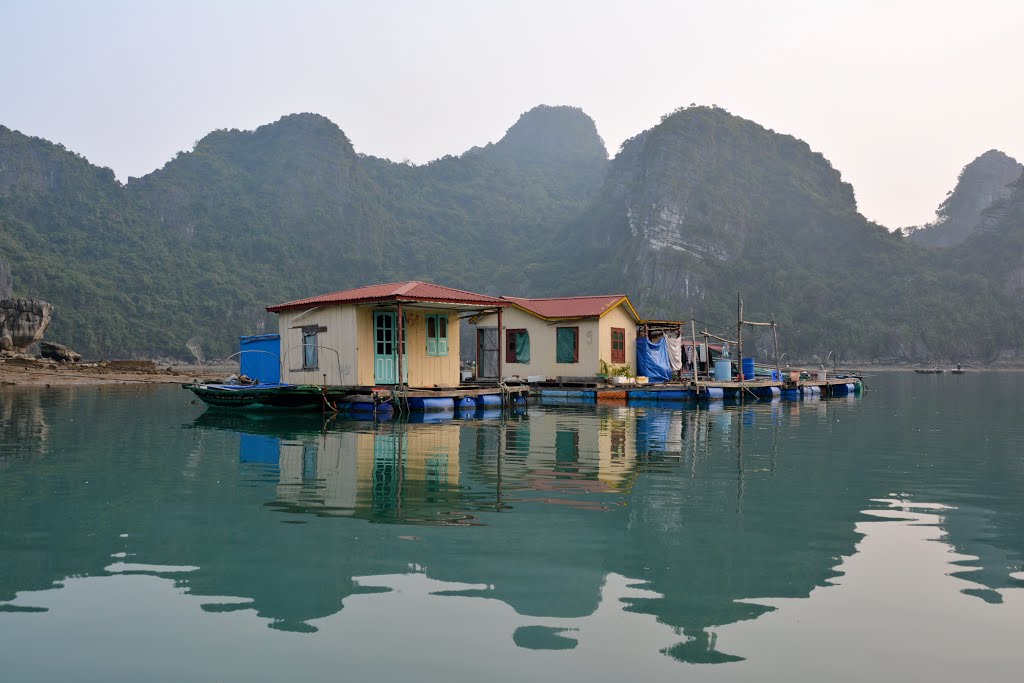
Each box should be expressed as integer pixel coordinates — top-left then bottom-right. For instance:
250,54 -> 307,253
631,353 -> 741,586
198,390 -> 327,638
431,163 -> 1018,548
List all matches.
239,334 -> 281,384
714,359 -> 732,380
741,358 -> 755,380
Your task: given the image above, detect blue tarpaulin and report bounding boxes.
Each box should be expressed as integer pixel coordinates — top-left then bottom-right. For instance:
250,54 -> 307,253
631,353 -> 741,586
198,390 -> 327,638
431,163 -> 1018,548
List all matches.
636,337 -> 673,383
239,334 -> 281,384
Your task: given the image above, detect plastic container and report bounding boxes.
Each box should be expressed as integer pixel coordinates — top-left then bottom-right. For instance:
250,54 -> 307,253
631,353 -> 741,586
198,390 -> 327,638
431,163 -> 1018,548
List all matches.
742,358 -> 755,381
407,397 -> 454,412
714,359 -> 732,381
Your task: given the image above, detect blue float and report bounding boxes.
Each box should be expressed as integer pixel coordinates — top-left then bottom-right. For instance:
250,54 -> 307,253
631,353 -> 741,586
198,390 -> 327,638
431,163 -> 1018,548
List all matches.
475,394 -> 502,407
407,397 -> 456,412
347,400 -> 393,413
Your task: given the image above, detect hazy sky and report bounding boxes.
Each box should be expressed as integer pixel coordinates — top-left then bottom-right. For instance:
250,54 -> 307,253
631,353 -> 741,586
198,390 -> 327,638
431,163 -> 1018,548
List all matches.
1,0 -> 1021,228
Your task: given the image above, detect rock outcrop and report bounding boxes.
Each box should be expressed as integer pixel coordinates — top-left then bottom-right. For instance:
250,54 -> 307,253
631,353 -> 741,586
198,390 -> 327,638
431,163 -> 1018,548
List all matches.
0,299 -> 53,352
39,341 -> 81,363
905,150 -> 1024,247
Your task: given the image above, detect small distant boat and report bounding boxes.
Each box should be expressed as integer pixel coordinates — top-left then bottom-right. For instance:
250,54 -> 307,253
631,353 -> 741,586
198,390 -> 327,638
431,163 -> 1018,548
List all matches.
950,365 -> 966,375
914,368 -> 944,374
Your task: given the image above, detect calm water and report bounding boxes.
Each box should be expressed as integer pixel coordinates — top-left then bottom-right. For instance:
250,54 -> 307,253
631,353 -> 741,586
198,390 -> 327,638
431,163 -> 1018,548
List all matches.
1,373 -> 1022,682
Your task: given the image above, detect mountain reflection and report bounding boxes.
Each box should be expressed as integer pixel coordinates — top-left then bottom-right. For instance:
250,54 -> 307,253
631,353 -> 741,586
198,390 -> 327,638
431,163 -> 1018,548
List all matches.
1,380 -> 1022,663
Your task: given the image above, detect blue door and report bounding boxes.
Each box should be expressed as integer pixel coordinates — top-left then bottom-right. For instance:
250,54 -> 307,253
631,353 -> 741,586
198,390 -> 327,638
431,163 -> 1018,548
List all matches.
373,311 -> 407,384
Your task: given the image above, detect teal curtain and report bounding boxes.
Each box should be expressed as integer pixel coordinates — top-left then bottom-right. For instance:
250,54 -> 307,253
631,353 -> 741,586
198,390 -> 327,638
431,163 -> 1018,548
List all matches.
515,330 -> 530,363
556,328 -> 577,363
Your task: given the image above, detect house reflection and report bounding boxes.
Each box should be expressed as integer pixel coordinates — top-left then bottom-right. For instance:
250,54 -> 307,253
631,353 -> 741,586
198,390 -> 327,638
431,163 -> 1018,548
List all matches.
233,409 -> 646,522
270,422 -> 463,523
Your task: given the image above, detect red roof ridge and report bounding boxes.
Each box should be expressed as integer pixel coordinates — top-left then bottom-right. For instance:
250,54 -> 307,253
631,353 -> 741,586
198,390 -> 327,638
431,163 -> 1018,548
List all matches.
266,280 -> 505,312
394,281 -> 422,296
503,294 -> 627,302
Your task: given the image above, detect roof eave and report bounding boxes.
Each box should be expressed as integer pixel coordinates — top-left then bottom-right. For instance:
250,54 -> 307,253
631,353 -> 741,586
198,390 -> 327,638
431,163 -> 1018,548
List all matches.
267,295 -> 507,313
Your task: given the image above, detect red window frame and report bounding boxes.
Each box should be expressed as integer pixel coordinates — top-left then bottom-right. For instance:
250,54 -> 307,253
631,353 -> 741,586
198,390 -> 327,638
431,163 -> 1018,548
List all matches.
506,329 -> 527,363
611,327 -> 626,364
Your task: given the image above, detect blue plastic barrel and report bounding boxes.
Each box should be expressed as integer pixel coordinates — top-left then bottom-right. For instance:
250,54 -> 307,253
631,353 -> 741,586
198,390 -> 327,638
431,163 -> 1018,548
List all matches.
408,397 -> 454,412
742,358 -> 755,380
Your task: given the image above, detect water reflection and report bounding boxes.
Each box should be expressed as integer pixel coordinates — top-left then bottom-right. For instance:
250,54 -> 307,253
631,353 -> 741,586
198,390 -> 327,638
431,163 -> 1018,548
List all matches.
0,379 -> 1023,676
0,387 -> 50,463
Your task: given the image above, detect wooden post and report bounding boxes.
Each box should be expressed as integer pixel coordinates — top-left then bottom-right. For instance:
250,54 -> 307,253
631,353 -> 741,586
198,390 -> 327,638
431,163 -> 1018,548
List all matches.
678,323 -> 684,382
396,302 -> 404,386
690,307 -> 699,387
736,293 -> 744,382
772,320 -> 780,382
497,306 -> 503,383
702,332 -> 709,373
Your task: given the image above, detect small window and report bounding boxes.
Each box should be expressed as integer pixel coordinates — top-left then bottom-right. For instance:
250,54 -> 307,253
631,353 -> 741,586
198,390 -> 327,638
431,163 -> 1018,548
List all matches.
506,329 -> 530,363
556,327 -> 578,363
303,331 -> 318,369
611,327 -> 626,364
426,313 -> 449,356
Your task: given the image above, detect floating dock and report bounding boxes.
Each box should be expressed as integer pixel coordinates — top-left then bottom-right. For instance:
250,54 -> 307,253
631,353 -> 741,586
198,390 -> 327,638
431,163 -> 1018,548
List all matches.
534,377 -> 861,404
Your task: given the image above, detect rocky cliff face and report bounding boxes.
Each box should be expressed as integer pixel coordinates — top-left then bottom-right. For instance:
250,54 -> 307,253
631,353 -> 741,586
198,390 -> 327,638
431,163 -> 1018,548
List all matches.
571,106 -> 862,317
905,150 -> 1023,247
0,299 -> 53,352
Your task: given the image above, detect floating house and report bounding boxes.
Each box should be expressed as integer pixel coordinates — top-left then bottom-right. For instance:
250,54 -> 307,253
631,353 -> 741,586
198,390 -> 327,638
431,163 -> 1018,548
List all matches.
187,281 -> 529,412
266,281 -> 508,388
472,295 -> 642,380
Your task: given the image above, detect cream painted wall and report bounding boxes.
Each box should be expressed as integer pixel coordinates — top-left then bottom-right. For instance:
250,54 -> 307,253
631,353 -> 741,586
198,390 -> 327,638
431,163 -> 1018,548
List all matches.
279,304 -> 461,387
356,307 -> 461,387
597,306 -> 639,375
476,304 -> 638,379
277,305 -> 359,385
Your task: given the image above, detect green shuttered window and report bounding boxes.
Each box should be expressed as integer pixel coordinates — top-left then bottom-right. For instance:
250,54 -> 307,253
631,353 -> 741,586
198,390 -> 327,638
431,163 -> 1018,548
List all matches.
426,314 -> 449,356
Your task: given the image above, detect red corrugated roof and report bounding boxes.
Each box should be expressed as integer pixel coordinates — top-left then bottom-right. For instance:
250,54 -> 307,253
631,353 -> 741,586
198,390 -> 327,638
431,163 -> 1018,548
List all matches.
267,281 -> 506,312
503,295 -> 639,321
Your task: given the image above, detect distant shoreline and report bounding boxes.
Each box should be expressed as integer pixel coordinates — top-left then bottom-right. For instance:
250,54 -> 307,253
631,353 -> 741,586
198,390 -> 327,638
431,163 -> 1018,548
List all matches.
0,357 -> 1016,389
0,359 -> 231,387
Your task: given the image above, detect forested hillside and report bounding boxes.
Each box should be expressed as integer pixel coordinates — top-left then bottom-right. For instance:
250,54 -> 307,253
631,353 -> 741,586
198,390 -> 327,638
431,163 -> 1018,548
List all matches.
0,106 -> 607,359
1,104 -> 1022,363
561,107 -> 1024,362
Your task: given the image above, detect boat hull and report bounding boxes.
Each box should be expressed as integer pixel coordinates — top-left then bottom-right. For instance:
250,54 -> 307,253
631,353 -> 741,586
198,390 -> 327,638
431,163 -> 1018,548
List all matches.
185,383 -> 327,410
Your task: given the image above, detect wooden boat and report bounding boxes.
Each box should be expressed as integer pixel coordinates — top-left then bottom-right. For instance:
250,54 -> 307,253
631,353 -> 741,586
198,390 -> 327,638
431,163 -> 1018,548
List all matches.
914,368 -> 944,374
184,383 -> 334,410
184,381 -> 527,413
